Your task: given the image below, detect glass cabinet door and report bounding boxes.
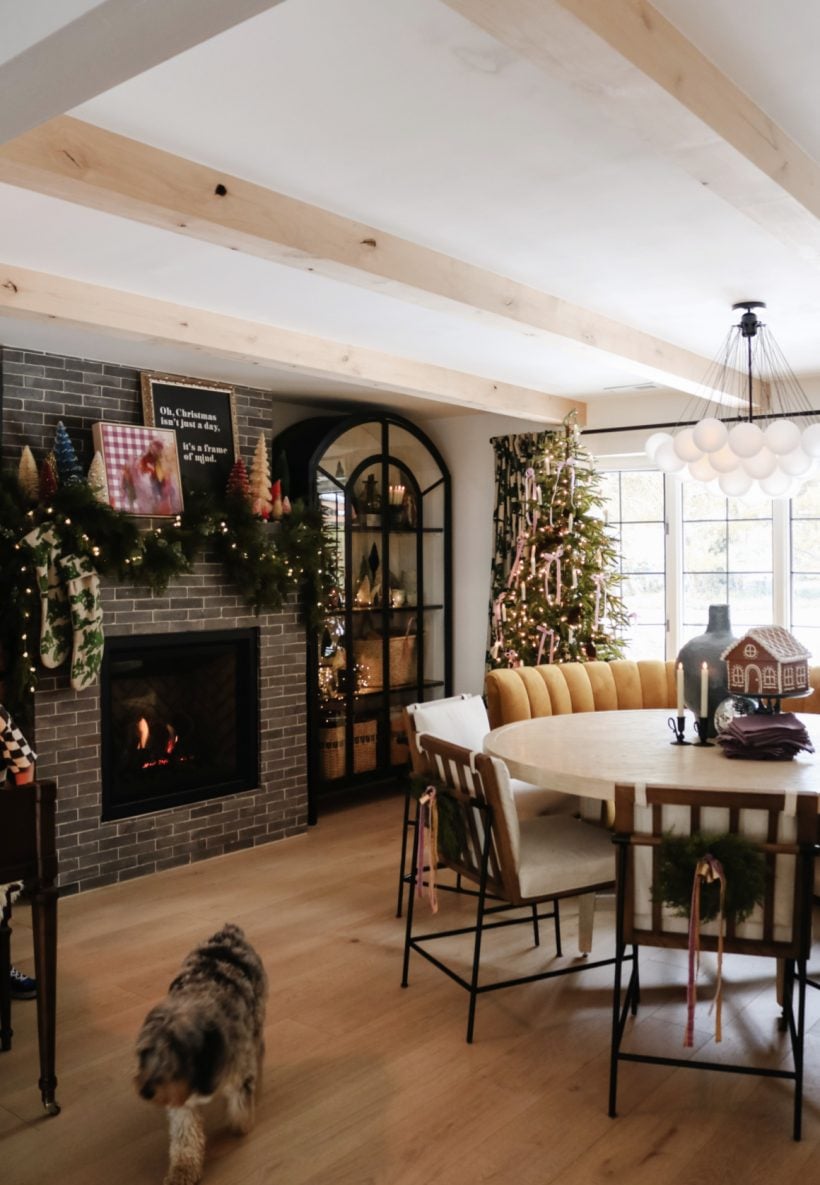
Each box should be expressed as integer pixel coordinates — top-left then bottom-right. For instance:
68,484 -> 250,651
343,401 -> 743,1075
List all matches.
307,415 -> 450,806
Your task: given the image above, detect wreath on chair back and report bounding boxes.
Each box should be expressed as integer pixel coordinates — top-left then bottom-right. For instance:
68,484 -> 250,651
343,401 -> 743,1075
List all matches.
653,832 -> 767,924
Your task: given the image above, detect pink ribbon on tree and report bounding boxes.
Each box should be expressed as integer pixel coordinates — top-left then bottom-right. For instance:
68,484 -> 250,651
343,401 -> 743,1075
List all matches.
542,547 -> 563,606
535,625 -> 556,666
684,854 -> 726,1047
507,532 -> 528,588
592,572 -> 607,628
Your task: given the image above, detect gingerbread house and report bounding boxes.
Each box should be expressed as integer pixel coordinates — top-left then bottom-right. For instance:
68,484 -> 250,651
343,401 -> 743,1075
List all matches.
721,627 -> 811,697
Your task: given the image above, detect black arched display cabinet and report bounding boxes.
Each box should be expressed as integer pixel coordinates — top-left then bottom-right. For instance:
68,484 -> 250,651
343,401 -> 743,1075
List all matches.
275,412 -> 452,821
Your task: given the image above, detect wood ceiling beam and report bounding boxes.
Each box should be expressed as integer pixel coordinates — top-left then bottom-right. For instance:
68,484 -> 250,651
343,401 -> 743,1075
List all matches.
0,263 -> 582,424
0,116 -> 731,401
0,0 -> 287,144
444,0 -> 820,263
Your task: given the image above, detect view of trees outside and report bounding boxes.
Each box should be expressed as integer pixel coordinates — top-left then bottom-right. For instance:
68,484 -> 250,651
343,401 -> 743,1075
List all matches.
680,483 -> 773,642
600,470 -> 666,660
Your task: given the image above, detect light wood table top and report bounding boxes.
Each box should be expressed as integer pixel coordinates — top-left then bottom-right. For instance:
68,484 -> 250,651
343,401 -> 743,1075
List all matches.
485,709 -> 820,804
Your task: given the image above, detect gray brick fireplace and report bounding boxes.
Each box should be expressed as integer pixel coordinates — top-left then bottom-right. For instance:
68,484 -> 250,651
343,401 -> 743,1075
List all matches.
1,345 -> 309,894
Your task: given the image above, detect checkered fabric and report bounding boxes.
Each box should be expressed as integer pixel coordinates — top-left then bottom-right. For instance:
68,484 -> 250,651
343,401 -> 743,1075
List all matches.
0,705 -> 36,774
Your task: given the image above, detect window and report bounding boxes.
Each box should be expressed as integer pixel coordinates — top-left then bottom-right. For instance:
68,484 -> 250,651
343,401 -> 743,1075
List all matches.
681,484 -> 773,646
600,470 -> 665,660
596,463 -> 816,661
790,476 -> 820,659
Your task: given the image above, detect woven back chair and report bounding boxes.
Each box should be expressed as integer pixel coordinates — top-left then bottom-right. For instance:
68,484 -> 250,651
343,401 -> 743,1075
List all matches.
609,783 -> 816,1140
401,735 -> 618,1043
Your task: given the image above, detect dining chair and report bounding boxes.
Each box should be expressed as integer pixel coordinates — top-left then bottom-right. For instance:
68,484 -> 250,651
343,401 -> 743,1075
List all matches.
396,695 -> 579,916
401,734 -> 618,1043
609,783 -> 816,1140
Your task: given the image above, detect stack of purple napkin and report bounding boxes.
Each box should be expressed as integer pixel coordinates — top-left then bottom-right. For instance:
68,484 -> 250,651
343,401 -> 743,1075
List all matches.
717,712 -> 815,760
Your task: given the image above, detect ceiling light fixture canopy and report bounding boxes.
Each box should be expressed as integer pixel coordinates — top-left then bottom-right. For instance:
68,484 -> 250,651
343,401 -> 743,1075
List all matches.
645,302 -> 820,500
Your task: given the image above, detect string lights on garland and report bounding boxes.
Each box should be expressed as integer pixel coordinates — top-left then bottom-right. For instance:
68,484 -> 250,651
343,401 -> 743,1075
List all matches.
488,413 -> 629,669
0,437 -> 331,720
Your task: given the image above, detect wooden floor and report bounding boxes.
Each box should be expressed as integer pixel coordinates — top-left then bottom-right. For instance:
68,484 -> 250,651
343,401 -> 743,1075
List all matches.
3,791 -> 820,1185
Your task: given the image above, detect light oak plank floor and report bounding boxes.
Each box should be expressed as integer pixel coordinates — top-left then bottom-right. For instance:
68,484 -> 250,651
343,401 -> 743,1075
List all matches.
2,791 -> 820,1185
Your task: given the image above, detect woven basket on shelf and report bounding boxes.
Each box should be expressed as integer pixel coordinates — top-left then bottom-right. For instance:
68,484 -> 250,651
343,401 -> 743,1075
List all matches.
354,630 -> 418,690
319,718 -> 378,780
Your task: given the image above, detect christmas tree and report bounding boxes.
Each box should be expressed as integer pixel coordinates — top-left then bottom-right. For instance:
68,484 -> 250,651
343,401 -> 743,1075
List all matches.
18,445 -> 39,503
249,434 -> 272,519
53,421 -> 84,485
226,456 -> 251,504
488,415 -> 628,668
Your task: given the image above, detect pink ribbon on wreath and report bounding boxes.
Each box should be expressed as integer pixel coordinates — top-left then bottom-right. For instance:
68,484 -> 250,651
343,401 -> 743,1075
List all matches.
542,547 -> 563,606
685,854 -> 726,1047
415,786 -> 439,914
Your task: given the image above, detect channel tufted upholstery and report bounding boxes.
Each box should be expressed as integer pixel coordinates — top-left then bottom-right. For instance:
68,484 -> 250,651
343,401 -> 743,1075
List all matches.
485,660 -> 678,730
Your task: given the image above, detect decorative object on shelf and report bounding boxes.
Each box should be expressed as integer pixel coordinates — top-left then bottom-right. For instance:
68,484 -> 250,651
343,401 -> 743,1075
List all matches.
39,451 -> 59,500
720,626 -> 811,699
676,604 -> 736,738
368,542 -> 380,585
362,472 -> 381,525
645,302 -> 820,501
92,422 -> 184,516
354,572 -> 371,606
270,478 -> 284,520
225,456 -> 251,504
488,413 -> 629,668
53,421 -> 84,486
713,695 -> 757,734
249,433 -> 272,519
141,371 -> 238,498
17,446 -> 39,504
87,450 -> 109,503
388,482 -> 406,525
319,717 -> 378,779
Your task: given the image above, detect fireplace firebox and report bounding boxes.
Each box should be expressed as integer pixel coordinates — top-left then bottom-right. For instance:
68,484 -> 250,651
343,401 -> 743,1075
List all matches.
101,629 -> 259,821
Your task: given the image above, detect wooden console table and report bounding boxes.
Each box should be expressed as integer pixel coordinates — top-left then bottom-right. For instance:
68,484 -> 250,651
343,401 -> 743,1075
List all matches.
0,780 -> 59,1115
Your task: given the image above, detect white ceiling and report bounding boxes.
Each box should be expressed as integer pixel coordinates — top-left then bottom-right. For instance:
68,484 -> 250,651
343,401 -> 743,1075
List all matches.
2,0 -> 820,424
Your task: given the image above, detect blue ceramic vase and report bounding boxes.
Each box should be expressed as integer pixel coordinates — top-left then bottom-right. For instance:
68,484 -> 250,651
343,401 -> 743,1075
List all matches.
676,604 -> 736,737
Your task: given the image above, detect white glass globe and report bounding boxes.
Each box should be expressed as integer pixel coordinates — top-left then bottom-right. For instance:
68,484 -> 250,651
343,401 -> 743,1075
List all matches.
692,417 -> 728,453
800,422 -> 820,458
718,468 -> 753,497
728,420 -> 764,458
655,439 -> 686,472
778,447 -> 813,476
687,454 -> 718,484
709,443 -> 740,474
672,427 -> 702,462
644,431 -> 672,462
764,419 -> 801,455
759,469 -> 793,498
742,446 -> 777,480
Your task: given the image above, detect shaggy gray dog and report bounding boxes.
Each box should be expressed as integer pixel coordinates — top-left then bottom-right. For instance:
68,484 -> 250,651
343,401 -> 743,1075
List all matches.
135,923 -> 268,1185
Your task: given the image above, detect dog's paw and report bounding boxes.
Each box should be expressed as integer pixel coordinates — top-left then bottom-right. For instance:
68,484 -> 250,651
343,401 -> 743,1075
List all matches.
163,1160 -> 203,1185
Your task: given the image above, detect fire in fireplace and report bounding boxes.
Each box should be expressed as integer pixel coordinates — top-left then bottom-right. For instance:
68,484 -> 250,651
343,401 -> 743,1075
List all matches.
101,629 -> 259,820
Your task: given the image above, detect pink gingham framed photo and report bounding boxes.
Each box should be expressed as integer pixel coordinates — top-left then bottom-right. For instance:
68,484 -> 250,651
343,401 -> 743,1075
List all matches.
92,422 -> 184,517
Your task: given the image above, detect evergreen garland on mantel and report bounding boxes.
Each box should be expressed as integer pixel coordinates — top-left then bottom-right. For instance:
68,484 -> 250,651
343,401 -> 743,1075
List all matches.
0,472 -> 331,721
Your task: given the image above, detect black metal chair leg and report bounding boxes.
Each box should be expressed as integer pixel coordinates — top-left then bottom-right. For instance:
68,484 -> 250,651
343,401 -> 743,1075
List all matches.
465,826 -> 493,1045
531,903 -> 540,947
401,805 -> 420,988
396,793 -> 412,918
553,899 -> 562,957
794,958 -> 807,1142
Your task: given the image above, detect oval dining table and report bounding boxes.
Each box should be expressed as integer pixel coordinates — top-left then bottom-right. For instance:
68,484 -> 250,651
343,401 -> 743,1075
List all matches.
484,708 -> 820,806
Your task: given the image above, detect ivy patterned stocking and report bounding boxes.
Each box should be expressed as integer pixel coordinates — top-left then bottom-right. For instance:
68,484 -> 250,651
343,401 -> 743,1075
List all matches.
22,524 -> 72,669
58,553 -> 103,691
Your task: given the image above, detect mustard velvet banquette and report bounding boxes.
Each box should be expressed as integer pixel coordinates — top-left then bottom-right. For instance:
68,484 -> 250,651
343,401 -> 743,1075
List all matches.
485,658 -> 820,730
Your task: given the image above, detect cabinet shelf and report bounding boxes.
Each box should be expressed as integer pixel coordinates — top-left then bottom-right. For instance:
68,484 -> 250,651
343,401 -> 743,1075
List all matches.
275,411 -> 452,821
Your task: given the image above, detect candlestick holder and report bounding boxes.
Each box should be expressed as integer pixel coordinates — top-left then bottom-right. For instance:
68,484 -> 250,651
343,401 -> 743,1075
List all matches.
694,717 -> 714,746
667,715 -> 690,745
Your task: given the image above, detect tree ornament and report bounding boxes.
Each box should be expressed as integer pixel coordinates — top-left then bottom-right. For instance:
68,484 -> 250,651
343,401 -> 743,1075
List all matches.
282,494 -> 292,516
18,445 -> 39,503
250,433 -> 272,519
270,478 -> 284,521
226,456 -> 251,503
53,421 -> 84,485
87,450 -> 109,504
39,452 -> 59,500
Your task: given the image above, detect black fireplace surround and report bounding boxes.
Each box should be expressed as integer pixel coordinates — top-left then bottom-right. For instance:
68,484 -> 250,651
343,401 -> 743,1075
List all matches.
101,629 -> 260,821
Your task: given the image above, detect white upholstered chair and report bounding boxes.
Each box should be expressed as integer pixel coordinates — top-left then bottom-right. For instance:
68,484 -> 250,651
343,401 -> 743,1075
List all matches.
401,734 -> 617,1043
396,694 -> 578,916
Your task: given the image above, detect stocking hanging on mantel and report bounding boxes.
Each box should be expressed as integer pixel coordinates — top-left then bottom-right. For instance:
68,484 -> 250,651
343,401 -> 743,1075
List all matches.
487,412 -> 629,669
